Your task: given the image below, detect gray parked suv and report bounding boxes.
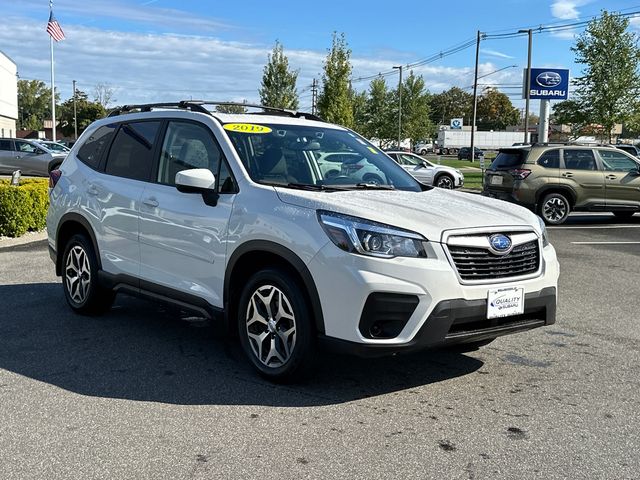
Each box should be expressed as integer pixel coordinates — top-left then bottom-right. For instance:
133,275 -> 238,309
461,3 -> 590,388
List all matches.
0,138 -> 66,176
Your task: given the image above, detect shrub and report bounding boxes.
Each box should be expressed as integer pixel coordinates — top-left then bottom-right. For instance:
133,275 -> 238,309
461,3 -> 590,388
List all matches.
0,179 -> 50,237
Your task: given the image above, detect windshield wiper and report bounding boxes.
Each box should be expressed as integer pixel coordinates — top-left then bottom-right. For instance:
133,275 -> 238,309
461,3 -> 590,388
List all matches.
285,183 -> 347,191
353,182 -> 395,190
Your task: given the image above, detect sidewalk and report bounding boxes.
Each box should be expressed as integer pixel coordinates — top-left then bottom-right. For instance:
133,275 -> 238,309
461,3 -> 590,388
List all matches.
0,230 -> 48,249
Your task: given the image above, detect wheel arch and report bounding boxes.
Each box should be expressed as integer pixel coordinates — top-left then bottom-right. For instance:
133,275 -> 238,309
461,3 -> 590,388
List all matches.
536,186 -> 577,209
55,213 -> 101,276
224,241 -> 325,335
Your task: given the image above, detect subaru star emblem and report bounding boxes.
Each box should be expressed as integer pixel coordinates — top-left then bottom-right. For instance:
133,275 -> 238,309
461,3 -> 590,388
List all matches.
489,234 -> 512,254
536,71 -> 562,88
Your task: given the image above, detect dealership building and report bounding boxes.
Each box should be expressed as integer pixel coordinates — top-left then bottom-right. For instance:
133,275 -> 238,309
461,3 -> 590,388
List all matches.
0,50 -> 18,138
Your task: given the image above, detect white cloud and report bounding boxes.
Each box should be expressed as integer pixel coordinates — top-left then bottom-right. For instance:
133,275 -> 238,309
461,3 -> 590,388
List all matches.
550,0 -> 591,20
481,49 -> 515,59
1,16 -> 515,109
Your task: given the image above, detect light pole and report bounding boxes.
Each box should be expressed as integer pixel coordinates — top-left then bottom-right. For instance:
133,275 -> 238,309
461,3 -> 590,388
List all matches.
393,65 -> 403,148
519,29 -> 533,144
470,31 -> 481,164
72,80 -> 78,140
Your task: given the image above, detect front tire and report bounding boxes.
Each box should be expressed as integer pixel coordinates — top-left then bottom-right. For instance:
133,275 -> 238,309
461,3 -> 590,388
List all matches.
61,234 -> 114,314
539,193 -> 571,225
237,268 -> 315,382
435,174 -> 454,189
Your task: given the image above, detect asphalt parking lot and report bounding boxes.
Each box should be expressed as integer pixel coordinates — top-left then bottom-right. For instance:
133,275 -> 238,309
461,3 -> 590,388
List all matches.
1,214 -> 639,480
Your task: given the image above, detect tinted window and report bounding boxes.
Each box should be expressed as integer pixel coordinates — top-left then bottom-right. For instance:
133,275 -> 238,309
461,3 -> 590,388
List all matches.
157,121 -> 222,186
616,145 -> 637,156
399,154 -> 423,166
599,150 -> 639,172
0,140 -> 12,151
105,121 -> 160,181
537,149 -> 560,168
78,124 -> 117,169
563,149 -> 597,170
491,150 -> 526,170
16,141 -> 38,153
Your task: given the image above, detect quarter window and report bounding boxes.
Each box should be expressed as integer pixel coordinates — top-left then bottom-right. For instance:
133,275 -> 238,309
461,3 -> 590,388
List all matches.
537,150 -> 560,168
599,150 -> 639,172
563,149 -> 597,170
77,124 -> 117,169
105,121 -> 160,181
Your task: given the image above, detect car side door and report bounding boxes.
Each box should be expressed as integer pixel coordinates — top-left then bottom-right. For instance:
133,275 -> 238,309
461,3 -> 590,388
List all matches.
138,119 -> 238,309
0,139 -> 16,173
560,148 -> 606,209
597,149 -> 640,208
14,140 -> 52,176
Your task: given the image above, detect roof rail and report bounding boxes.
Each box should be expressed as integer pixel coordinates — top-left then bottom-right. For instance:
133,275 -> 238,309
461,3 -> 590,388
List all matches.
107,100 -> 324,122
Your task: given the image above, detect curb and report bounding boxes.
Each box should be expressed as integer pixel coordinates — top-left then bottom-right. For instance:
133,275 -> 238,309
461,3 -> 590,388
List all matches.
0,230 -> 48,249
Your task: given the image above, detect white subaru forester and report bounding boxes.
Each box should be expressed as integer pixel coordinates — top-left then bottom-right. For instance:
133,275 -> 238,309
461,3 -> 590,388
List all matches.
47,101 -> 559,381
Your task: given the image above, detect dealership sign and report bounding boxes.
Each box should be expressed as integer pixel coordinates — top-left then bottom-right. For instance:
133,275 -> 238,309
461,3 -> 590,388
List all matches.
523,68 -> 569,100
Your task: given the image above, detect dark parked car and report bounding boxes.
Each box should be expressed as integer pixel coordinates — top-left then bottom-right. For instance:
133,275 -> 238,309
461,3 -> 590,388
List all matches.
458,147 -> 484,160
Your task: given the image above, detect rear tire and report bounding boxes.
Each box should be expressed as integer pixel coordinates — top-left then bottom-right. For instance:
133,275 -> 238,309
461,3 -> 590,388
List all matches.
362,174 -> 383,185
539,192 -> 571,225
61,234 -> 114,315
420,149 -> 427,156
237,268 -> 316,383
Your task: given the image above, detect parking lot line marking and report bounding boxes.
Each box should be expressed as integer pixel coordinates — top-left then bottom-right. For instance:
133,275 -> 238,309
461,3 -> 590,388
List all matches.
549,225 -> 640,230
571,241 -> 640,245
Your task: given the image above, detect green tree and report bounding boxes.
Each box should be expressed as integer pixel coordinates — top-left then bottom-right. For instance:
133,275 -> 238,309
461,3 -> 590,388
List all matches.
428,87 -> 473,127
362,77 -> 395,145
552,99 -> 591,137
17,79 -> 59,130
571,11 -> 640,142
258,41 -> 299,110
317,32 -> 353,128
216,102 -> 248,114
398,71 -> 434,146
476,88 -> 519,130
350,89 -> 368,136
58,90 -> 106,137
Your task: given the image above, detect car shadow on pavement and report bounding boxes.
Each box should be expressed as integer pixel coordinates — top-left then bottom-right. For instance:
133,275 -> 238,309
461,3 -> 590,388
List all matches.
0,282 -> 483,407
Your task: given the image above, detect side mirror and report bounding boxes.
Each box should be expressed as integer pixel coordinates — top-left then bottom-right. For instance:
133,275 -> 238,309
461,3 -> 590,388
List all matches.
421,161 -> 429,168
175,168 -> 218,206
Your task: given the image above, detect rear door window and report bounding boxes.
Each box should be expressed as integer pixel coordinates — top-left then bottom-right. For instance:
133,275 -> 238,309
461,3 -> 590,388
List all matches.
537,149 -> 560,168
491,150 -> 526,170
0,140 -> 12,151
77,124 -> 118,170
105,121 -> 161,181
563,149 -> 597,170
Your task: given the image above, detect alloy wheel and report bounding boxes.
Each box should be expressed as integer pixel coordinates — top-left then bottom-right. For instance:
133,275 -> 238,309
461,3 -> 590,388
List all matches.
436,175 -> 454,189
245,285 -> 297,368
65,245 -> 91,304
543,197 -> 567,222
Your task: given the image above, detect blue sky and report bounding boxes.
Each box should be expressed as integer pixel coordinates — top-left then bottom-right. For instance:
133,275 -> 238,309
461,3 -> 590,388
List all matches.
2,0 -> 639,115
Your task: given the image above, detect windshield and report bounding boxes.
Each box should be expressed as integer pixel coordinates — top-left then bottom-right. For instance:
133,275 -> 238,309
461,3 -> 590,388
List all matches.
224,123 -> 422,192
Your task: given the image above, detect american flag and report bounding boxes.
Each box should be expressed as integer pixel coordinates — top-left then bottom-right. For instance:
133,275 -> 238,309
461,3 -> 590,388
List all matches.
46,11 -> 65,42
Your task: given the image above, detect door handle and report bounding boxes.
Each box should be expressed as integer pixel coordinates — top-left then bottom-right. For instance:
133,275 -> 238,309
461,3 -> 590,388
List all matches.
143,197 -> 159,208
562,172 -> 573,178
605,175 -> 617,180
87,184 -> 99,195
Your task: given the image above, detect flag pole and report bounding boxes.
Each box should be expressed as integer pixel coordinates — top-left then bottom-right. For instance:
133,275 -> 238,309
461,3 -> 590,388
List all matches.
49,0 -> 56,142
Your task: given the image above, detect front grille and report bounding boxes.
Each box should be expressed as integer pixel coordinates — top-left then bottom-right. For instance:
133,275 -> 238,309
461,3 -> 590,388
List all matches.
448,240 -> 540,281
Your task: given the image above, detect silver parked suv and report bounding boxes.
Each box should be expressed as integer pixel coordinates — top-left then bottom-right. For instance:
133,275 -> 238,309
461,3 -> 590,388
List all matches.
47,101 -> 559,381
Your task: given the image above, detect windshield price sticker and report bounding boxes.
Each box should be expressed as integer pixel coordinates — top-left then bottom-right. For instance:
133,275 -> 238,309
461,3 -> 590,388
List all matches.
487,286 -> 525,319
223,123 -> 272,134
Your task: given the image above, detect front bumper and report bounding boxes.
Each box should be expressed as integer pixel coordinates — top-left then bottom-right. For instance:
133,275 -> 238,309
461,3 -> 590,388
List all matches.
308,238 -> 559,350
320,286 -> 555,357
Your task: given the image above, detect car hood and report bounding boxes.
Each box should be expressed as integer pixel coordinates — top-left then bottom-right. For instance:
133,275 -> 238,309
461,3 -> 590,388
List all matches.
275,187 -> 541,242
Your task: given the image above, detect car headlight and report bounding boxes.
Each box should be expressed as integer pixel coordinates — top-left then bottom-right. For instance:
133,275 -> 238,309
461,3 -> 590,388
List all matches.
537,216 -> 549,247
318,211 -> 430,258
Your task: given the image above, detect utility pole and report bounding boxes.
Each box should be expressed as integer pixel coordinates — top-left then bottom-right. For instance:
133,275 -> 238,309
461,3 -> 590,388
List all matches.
519,29 -> 533,144
470,30 -> 482,164
311,78 -> 318,115
72,80 -> 78,140
393,65 -> 403,148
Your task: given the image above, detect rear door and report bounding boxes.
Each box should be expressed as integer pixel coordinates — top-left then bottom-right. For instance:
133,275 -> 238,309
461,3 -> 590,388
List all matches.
597,149 -> 640,208
560,149 -> 605,208
0,139 -> 16,173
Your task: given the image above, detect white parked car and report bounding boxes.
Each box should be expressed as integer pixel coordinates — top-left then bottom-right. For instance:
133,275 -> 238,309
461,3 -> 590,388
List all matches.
47,101 -> 559,382
385,151 -> 464,189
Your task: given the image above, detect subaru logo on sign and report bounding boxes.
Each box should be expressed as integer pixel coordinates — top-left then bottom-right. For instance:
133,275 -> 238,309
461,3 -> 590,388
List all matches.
489,234 -> 512,254
536,71 -> 562,88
